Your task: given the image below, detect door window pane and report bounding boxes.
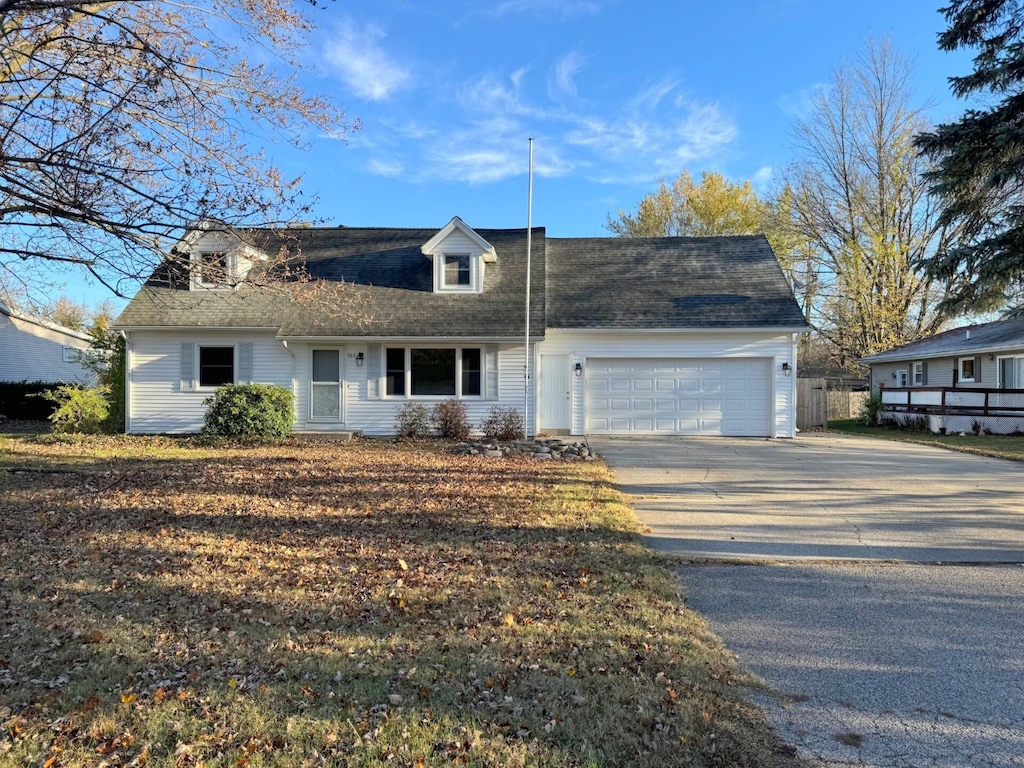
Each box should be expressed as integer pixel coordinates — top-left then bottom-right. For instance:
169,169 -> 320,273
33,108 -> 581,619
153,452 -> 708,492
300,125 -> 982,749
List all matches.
462,348 -> 481,396
386,348 -> 405,396
411,349 -> 456,395
312,350 -> 339,382
312,385 -> 340,418
199,346 -> 234,387
1001,358 -> 1017,389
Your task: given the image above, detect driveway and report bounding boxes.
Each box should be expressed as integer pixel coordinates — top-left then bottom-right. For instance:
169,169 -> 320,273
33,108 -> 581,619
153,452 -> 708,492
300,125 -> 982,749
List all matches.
591,434 -> 1024,766
589,433 -> 1024,562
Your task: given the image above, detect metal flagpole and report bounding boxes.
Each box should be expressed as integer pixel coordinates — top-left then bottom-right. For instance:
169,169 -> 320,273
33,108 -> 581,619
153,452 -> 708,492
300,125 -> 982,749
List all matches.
524,138 -> 534,438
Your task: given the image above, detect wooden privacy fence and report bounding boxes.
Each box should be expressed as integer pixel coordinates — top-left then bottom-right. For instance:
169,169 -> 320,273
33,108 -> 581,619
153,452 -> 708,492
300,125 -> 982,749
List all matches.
797,379 -> 870,431
797,378 -> 826,431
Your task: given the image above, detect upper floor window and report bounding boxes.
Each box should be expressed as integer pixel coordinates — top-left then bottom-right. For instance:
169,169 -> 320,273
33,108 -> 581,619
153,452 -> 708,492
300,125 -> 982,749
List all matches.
195,251 -> 230,287
442,253 -> 472,289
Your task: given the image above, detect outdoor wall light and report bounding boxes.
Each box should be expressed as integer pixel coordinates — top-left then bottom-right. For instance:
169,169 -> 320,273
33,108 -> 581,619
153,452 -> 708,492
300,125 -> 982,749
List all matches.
574,362 -> 583,377
355,351 -> 365,367
892,372 -> 897,379
781,362 -> 791,377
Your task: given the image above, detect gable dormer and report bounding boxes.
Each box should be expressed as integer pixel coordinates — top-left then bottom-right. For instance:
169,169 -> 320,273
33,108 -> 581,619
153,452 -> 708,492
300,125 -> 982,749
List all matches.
182,221 -> 267,290
421,217 -> 496,294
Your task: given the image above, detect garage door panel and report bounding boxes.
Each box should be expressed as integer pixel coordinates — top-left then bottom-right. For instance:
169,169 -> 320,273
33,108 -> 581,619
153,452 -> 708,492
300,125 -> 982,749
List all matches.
586,357 -> 771,436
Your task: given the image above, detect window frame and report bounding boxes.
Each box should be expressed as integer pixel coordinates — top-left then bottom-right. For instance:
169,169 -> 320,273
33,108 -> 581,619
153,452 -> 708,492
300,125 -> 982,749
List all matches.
912,361 -> 924,386
194,251 -> 233,289
197,345 -> 236,389
958,356 -> 976,384
997,354 -> 1023,389
438,252 -> 476,292
382,346 -> 484,400
896,369 -> 908,387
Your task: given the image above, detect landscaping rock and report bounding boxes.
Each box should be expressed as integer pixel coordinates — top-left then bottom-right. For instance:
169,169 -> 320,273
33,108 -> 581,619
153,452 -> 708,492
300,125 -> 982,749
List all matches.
451,437 -> 593,461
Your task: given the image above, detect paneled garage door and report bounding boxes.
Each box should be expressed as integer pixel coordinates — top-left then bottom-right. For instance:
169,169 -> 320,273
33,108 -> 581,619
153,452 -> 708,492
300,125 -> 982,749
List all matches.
586,358 -> 772,436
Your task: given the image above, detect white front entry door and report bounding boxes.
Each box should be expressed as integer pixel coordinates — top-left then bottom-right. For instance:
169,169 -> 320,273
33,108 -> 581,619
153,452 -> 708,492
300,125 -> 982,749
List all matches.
539,354 -> 571,431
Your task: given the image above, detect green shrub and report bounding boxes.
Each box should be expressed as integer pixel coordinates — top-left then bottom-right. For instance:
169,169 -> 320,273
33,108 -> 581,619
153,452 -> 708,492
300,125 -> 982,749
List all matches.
432,399 -> 471,441
0,381 -> 64,421
394,402 -> 430,437
480,406 -> 525,441
39,385 -> 109,433
202,383 -> 294,438
858,393 -> 884,425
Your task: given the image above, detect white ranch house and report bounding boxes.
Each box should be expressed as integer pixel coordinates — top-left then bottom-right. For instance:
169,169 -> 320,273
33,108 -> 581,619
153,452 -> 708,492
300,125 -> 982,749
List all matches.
0,300 -> 93,385
114,218 -> 808,437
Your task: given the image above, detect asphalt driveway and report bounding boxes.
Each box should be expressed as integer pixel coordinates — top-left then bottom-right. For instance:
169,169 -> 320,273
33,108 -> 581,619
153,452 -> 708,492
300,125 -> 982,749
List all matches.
589,433 -> 1024,562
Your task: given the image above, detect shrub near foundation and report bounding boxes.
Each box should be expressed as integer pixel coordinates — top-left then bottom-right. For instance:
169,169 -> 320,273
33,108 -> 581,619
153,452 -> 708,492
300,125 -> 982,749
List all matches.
202,383 -> 294,438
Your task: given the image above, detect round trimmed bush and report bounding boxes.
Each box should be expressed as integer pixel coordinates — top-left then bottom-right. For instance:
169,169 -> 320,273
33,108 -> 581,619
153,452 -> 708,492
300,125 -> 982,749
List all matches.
202,383 -> 294,438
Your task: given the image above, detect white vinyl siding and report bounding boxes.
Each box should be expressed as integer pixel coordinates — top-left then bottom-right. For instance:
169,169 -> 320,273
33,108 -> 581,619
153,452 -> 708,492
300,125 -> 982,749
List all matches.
535,329 -> 796,438
127,331 -> 294,434
0,312 -> 92,383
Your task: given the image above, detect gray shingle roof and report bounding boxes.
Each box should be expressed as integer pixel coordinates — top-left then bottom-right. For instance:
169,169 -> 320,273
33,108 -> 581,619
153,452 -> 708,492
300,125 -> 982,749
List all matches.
546,235 -> 807,329
115,228 -> 808,336
116,227 -> 546,338
859,317 -> 1024,363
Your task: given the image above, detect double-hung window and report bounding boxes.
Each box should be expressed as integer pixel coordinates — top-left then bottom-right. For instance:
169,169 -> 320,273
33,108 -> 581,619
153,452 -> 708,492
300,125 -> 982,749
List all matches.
385,347 -> 482,398
198,346 -> 234,388
912,361 -> 924,386
958,357 -> 976,383
442,254 -> 471,289
196,252 -> 230,287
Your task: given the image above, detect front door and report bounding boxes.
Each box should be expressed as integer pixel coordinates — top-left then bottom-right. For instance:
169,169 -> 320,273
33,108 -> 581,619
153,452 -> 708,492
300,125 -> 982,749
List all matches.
539,354 -> 571,431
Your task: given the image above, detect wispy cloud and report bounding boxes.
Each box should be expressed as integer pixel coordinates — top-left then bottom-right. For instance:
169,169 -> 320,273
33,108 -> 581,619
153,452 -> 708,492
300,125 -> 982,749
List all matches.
548,51 -> 585,100
487,0 -> 603,18
368,158 -> 404,177
355,58 -> 737,187
752,165 -> 774,188
777,83 -> 826,119
324,20 -> 410,102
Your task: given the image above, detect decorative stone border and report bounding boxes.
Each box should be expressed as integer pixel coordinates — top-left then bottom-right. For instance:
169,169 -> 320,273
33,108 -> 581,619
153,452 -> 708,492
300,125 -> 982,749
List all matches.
452,437 -> 594,460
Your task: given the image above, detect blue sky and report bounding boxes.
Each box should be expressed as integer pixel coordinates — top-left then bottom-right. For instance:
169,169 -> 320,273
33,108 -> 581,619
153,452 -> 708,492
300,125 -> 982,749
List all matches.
73,0 -> 976,310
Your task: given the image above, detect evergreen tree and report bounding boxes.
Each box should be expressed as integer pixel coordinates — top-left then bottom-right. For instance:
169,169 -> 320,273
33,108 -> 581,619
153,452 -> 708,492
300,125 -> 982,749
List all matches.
915,0 -> 1024,315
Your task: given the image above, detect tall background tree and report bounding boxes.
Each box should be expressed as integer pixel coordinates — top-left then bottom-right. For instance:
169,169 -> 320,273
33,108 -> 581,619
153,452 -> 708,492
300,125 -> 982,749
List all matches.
0,0 -> 351,301
915,0 -> 1024,315
784,38 -> 960,367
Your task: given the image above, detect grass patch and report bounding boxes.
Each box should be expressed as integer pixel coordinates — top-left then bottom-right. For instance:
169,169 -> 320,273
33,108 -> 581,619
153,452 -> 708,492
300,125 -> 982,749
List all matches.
0,435 -> 799,767
829,419 -> 1024,462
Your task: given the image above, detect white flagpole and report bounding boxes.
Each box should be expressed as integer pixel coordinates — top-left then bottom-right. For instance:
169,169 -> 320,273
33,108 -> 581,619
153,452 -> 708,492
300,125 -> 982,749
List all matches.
524,138 -> 534,438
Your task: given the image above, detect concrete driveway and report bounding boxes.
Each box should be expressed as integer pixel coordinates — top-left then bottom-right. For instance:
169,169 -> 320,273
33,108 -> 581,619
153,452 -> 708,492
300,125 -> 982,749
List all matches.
592,434 -> 1024,766
589,433 -> 1024,562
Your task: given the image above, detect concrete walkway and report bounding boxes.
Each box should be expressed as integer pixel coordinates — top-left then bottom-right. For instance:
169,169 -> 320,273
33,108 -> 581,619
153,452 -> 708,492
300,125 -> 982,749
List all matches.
589,433 -> 1024,562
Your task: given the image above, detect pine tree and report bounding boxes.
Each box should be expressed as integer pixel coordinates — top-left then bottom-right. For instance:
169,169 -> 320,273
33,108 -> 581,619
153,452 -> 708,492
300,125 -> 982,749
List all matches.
915,0 -> 1024,315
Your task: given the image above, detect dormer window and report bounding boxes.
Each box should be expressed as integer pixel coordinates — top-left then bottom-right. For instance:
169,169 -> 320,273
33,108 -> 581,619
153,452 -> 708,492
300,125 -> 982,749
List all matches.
194,251 -> 231,288
421,216 -> 497,295
443,254 -> 471,288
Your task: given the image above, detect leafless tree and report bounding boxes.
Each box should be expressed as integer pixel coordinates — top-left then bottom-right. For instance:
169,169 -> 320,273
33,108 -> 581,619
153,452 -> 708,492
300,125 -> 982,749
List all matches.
0,0 -> 354,302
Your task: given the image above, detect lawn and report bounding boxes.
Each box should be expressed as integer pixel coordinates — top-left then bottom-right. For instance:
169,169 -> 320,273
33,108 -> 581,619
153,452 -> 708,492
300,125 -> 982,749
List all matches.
829,419 -> 1024,462
0,434 -> 799,768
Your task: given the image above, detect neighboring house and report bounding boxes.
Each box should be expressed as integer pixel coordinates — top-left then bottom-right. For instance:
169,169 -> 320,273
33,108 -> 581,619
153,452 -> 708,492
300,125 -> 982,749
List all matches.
859,317 -> 1024,434
113,218 -> 808,437
0,300 -> 93,384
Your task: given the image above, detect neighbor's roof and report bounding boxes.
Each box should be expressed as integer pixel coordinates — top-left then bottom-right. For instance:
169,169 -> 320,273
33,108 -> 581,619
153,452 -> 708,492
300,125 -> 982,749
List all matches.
546,234 -> 808,329
0,300 -> 93,342
859,317 -> 1024,364
115,228 -> 808,336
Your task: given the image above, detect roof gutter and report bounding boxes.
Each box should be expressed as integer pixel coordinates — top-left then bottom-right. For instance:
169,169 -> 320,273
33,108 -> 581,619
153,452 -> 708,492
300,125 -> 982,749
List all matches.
858,340 -> 1024,365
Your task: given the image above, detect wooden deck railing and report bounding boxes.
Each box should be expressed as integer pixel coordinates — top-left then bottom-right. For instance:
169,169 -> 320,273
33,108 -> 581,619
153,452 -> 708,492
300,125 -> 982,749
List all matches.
879,386 -> 1024,416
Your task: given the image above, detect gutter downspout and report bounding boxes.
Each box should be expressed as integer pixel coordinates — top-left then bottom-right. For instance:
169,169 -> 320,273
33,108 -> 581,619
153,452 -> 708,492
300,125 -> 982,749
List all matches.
119,331 -> 130,435
281,340 -> 298,427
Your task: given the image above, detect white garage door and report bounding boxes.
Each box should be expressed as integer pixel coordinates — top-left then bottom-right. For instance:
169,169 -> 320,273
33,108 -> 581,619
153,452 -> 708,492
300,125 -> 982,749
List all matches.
586,358 -> 772,436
